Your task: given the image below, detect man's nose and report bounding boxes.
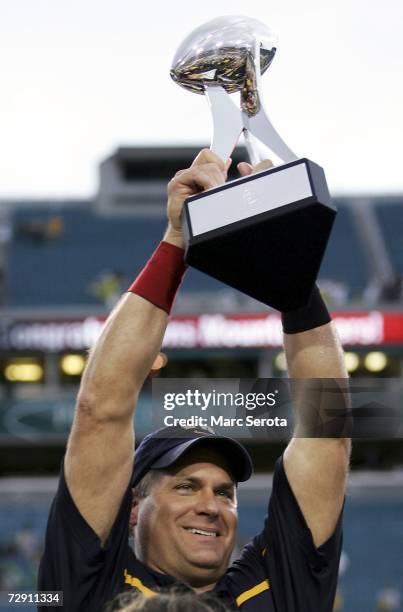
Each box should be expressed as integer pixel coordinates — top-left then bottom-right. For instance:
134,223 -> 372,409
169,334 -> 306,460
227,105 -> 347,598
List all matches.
195,489 -> 219,515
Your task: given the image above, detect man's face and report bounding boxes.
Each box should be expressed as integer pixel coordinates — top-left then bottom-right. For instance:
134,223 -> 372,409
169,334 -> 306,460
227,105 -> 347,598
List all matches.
132,446 -> 238,589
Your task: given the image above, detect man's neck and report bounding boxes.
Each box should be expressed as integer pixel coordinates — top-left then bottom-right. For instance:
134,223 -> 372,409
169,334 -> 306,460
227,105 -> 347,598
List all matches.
140,556 -> 218,592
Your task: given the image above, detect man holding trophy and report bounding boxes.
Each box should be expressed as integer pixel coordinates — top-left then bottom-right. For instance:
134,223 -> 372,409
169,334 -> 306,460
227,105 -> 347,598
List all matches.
39,16 -> 350,612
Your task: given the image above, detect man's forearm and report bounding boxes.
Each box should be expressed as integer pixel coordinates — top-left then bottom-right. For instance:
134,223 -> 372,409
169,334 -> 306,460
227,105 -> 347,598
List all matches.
284,322 -> 352,443
78,292 -> 169,419
284,321 -> 347,379
78,235 -> 186,421
282,286 -> 351,443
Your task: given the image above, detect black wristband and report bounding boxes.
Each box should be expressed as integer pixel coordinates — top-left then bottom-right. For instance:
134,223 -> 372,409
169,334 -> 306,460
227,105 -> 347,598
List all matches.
281,285 -> 331,334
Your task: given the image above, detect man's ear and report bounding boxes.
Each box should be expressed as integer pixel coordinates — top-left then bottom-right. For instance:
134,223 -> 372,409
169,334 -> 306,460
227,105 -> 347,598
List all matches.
130,497 -> 140,529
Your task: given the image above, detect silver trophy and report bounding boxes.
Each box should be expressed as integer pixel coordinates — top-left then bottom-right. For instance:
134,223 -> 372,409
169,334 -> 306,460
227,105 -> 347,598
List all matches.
171,15 -> 336,311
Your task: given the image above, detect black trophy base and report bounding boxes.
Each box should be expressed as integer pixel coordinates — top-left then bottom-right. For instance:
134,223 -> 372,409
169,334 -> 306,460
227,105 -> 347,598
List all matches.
183,158 -> 336,312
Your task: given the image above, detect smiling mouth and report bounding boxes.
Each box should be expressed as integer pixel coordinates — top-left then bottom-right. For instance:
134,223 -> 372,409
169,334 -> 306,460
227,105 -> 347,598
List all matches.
184,528 -> 218,538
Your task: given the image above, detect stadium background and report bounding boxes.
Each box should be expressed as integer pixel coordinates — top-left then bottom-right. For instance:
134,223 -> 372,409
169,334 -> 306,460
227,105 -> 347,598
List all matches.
1,1 -> 403,610
0,146 -> 402,611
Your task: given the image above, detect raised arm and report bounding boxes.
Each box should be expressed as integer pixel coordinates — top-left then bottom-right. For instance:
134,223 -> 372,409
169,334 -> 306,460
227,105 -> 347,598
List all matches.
238,159 -> 351,548
65,150 -> 228,544
282,316 -> 351,547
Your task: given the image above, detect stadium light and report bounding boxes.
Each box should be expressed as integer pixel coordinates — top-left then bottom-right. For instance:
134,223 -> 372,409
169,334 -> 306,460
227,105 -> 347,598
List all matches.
60,354 -> 86,376
364,351 -> 388,372
4,361 -> 43,382
344,352 -> 359,373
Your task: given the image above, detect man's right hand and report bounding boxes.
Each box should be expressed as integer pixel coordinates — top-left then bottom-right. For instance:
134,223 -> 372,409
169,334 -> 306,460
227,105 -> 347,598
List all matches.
164,149 -> 229,248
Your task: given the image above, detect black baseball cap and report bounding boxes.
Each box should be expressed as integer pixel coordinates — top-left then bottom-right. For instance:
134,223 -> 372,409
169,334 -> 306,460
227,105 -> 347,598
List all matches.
132,426 -> 253,487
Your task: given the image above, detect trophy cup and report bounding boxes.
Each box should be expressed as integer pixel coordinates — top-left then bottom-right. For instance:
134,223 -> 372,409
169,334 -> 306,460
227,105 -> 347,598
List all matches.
170,15 -> 336,311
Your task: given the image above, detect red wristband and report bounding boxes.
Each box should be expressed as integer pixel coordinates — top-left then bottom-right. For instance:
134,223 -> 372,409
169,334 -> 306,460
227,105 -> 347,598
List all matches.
128,241 -> 187,314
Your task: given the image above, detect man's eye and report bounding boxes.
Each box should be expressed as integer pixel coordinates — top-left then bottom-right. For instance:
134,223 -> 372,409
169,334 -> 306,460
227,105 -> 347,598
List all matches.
175,483 -> 193,491
217,490 -> 233,499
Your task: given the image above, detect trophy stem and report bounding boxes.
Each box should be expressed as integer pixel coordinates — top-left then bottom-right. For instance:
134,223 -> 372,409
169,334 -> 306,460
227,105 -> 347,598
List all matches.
244,105 -> 298,164
205,86 -> 244,162
240,39 -> 298,164
243,130 -> 261,166
205,59 -> 297,165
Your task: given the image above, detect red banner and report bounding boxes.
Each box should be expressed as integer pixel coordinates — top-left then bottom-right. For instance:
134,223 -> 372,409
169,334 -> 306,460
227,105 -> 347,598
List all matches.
164,311 -> 403,349
3,311 -> 403,351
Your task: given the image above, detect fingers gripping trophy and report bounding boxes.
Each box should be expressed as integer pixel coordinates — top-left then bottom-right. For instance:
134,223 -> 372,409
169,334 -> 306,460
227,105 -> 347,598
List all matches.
170,16 -> 336,312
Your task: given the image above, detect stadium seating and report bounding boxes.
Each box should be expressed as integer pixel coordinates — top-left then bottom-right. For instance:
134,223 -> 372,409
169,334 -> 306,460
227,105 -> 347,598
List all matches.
374,200 -> 403,273
7,199 -> 372,308
319,201 -> 370,297
8,205 -> 166,306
